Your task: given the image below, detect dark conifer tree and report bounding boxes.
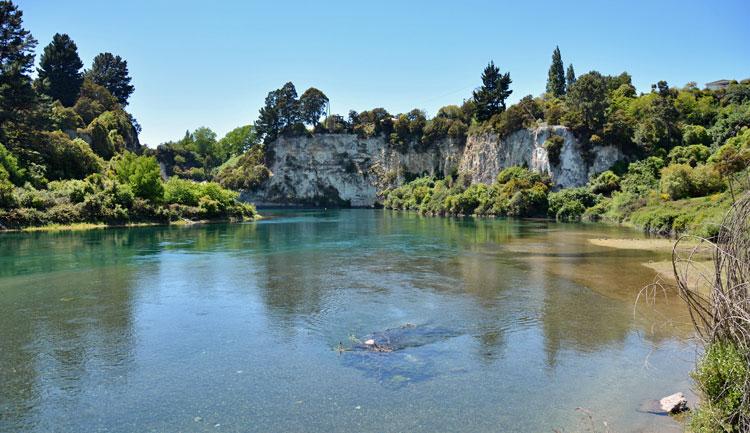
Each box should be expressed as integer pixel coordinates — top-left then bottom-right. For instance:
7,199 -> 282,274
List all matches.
0,1 -> 37,125
566,64 -> 576,89
546,46 -> 566,97
85,52 -> 134,106
472,61 -> 512,122
36,33 -> 83,106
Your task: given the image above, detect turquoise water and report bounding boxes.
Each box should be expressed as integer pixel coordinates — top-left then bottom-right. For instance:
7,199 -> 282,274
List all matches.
0,210 -> 696,432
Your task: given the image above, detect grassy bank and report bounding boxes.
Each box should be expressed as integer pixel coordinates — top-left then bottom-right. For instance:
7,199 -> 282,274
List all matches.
7,216 -> 259,233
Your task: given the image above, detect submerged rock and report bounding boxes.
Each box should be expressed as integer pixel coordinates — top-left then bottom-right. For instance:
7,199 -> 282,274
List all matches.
339,324 -> 464,387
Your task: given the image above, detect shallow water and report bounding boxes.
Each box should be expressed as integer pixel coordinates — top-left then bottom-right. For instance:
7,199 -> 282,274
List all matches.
0,209 -> 697,432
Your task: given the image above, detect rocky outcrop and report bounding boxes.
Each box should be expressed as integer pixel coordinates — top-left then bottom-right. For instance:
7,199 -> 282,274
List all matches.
459,126 -> 623,187
242,134 -> 462,207
242,126 -> 625,207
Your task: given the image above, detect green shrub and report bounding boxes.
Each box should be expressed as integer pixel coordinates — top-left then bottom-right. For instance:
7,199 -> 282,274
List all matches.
690,342 -> 749,433
668,144 -> 711,167
682,124 -> 712,146
17,187 -> 53,210
660,163 -> 724,200
548,187 -> 598,220
0,142 -> 24,185
0,207 -> 48,228
451,183 -> 491,215
556,201 -> 586,221
164,177 -> 200,206
582,198 -> 610,221
47,179 -> 96,203
486,96 -> 542,138
621,156 -> 665,196
47,203 -> 83,224
0,166 -> 16,208
497,166 -> 546,185
112,152 -> 164,201
709,127 -> 750,177
215,145 -> 270,190
51,101 -> 84,131
42,131 -> 104,180
507,185 -> 548,217
589,170 -> 621,195
708,102 -> 750,147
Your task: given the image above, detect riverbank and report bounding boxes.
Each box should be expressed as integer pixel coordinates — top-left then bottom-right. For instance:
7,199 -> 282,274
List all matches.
1,215 -> 259,233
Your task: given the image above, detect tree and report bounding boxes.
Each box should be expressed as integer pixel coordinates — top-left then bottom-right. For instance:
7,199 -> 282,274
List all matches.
0,0 -> 38,145
546,46 -> 565,97
192,126 -> 217,156
564,71 -> 609,136
299,87 -> 328,126
73,78 -> 120,124
217,125 -> 256,159
255,82 -> 303,143
256,89 -> 283,144
277,82 -> 300,128
36,33 -> 83,106
566,64 -> 576,89
633,82 -> 681,153
472,61 -> 512,122
85,52 -> 134,105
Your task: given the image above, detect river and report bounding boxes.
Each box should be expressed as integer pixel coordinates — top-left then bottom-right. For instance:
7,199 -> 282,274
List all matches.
0,209 -> 696,432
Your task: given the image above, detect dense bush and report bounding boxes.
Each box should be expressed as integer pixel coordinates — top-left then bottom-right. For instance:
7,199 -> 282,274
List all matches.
620,157 -> 665,196
0,162 -> 256,229
42,131 -> 104,180
660,163 -> 724,200
215,145 -> 270,191
112,152 -> 164,201
383,167 -> 550,218
548,187 -> 599,221
668,144 -> 711,167
690,342 -> 749,433
682,124 -> 712,146
589,170 -> 620,195
709,127 -> 750,177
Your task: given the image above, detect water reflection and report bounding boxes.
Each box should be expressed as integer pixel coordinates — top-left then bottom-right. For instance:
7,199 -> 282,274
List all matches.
0,211 -> 696,433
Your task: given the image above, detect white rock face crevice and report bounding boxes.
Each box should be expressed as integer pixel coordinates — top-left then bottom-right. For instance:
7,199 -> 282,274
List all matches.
241,126 -> 624,207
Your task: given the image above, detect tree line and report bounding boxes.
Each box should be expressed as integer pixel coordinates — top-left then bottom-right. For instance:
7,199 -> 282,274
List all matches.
0,1 -> 256,228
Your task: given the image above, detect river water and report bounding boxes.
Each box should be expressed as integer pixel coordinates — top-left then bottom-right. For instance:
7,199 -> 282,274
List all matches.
0,209 -> 697,432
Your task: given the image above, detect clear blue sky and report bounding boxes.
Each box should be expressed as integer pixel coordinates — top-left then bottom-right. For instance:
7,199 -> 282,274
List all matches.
17,0 -> 750,146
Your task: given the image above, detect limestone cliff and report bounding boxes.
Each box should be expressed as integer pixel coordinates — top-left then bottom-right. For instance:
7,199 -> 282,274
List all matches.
459,126 -> 623,187
242,126 -> 624,207
242,134 -> 462,207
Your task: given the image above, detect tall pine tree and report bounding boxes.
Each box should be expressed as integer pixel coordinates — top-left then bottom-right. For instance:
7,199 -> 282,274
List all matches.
546,46 -> 565,97
36,33 -> 83,107
0,1 -> 41,157
85,52 -> 134,106
472,61 -> 512,122
566,64 -> 576,89
0,1 -> 38,150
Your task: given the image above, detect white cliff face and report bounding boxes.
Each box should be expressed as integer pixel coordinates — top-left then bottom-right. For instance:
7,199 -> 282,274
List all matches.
459,125 -> 624,188
242,134 -> 462,207
242,126 -> 624,206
